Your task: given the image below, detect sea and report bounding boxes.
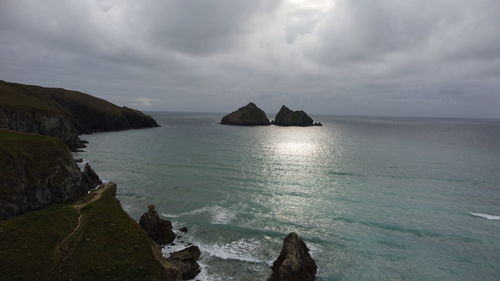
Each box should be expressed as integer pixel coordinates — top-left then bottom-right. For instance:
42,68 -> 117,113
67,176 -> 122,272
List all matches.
75,112 -> 500,281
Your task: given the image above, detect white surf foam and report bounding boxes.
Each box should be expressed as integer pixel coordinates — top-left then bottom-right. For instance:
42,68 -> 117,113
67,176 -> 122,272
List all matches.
162,205 -> 236,224
469,212 -> 500,220
198,239 -> 264,263
196,261 -> 225,281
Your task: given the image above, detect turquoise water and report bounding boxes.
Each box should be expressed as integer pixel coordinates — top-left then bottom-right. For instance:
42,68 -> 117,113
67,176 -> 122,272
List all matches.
76,113 -> 500,281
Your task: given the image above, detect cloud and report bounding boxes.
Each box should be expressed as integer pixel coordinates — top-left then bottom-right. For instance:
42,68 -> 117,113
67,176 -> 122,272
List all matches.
0,0 -> 499,117
135,97 -> 154,107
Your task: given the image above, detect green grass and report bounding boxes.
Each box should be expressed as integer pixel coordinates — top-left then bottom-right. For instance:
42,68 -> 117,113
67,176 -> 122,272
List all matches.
0,185 -> 177,281
58,186 -> 176,281
0,80 -> 158,134
0,204 -> 79,281
0,129 -> 71,198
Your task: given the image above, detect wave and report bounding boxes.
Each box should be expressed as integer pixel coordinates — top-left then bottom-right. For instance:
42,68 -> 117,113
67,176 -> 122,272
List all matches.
469,212 -> 500,220
162,205 -> 236,224
198,238 -> 264,263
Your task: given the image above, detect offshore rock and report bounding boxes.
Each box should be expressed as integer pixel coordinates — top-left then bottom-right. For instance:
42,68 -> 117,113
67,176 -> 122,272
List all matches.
139,205 -> 175,245
220,102 -> 271,126
273,105 -> 314,127
267,233 -> 317,281
166,246 -> 201,280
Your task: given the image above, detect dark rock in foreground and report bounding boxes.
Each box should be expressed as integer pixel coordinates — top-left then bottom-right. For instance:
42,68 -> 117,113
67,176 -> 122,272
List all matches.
267,232 -> 317,281
81,163 -> 103,190
139,205 -> 176,245
166,246 -> 201,280
273,105 -> 316,127
220,102 -> 270,126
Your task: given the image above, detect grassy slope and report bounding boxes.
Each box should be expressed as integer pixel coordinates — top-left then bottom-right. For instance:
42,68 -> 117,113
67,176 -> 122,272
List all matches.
0,80 -> 158,133
0,129 -> 71,198
0,204 -> 79,281
59,185 -> 176,281
0,184 -> 176,281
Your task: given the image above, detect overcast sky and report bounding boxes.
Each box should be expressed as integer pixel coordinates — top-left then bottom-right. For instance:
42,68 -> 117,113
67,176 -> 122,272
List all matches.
1,0 -> 499,118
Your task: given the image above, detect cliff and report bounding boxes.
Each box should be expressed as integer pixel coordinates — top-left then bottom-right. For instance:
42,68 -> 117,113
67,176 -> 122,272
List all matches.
0,129 -> 101,221
0,183 -> 181,281
0,80 -> 159,149
273,105 -> 317,127
220,102 -> 271,126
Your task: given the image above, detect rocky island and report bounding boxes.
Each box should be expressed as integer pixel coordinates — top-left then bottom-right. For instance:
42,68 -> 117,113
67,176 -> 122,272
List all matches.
220,102 -> 271,126
220,103 -> 322,127
273,105 -> 322,127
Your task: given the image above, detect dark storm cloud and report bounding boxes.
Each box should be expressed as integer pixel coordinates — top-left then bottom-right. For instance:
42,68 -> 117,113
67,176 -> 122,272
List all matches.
0,0 -> 499,118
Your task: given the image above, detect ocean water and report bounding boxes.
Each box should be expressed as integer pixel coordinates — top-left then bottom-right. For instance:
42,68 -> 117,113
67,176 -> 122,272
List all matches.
75,113 -> 500,281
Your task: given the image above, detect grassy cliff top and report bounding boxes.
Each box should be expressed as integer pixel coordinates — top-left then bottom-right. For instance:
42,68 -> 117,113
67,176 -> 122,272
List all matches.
0,80 -> 158,133
0,183 -> 177,281
0,80 -> 122,116
0,130 -> 71,191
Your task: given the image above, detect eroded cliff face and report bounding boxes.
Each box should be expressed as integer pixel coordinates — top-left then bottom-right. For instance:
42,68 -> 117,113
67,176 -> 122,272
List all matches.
0,108 -> 83,149
0,130 -> 100,220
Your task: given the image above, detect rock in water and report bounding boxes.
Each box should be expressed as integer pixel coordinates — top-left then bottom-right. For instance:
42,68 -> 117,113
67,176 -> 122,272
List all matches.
273,105 -> 315,127
267,233 -> 317,281
166,246 -> 201,280
81,163 -> 102,190
220,102 -> 271,126
139,205 -> 175,245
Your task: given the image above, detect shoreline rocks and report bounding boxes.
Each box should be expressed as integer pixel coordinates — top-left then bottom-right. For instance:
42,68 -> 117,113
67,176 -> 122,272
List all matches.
267,232 -> 317,281
220,102 -> 271,126
81,163 -> 102,190
139,205 -> 176,245
166,246 -> 201,280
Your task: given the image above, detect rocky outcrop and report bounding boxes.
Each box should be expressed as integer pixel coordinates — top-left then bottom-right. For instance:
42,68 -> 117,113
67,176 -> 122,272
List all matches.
0,129 -> 100,221
220,102 -> 271,126
81,163 -> 102,190
166,246 -> 201,280
139,205 -> 176,245
0,80 -> 159,150
267,233 -> 317,281
0,108 -> 84,149
273,105 -> 316,127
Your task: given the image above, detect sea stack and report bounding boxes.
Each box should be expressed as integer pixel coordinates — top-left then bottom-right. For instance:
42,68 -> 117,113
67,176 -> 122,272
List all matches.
220,102 -> 271,126
139,205 -> 176,245
267,232 -> 317,281
273,105 -> 320,127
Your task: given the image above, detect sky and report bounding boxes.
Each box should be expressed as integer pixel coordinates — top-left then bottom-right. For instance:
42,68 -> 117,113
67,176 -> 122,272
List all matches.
1,0 -> 499,118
